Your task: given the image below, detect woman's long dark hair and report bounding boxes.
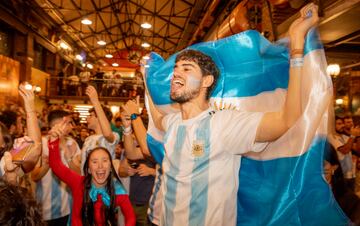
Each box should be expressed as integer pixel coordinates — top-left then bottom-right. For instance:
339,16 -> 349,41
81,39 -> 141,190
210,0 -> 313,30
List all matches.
81,147 -> 123,226
0,122 -> 13,159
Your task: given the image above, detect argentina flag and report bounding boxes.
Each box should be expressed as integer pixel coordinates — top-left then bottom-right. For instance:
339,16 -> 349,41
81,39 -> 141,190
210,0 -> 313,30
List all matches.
145,28 -> 350,225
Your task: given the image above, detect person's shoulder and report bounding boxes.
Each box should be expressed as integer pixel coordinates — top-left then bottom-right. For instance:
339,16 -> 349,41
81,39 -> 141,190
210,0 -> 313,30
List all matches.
164,111 -> 181,122
66,136 -> 81,147
83,134 -> 99,144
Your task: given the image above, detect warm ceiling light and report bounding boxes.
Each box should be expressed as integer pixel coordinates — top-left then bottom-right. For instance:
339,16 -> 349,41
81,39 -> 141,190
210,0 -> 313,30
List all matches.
81,18 -> 92,25
140,22 -> 152,29
110,106 -> 119,114
105,54 -> 113,58
75,54 -> 83,61
142,55 -> 150,60
141,42 -> 150,48
97,40 -> 106,46
327,64 -> 340,76
112,63 -> 119,67
335,98 -> 344,105
35,86 -> 42,93
82,63 -> 86,67
87,63 -> 93,69
59,41 -> 70,50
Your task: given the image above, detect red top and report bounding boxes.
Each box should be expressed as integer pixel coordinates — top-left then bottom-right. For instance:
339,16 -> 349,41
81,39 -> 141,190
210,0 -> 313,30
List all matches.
48,139 -> 136,226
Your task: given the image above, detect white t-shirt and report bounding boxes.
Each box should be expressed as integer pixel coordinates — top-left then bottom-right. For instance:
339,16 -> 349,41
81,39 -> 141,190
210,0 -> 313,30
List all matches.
80,132 -> 120,175
35,136 -> 81,221
329,134 -> 355,179
160,108 -> 267,226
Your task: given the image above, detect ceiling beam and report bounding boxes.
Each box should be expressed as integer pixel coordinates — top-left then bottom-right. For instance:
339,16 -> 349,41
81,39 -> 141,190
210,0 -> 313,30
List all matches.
109,0 -> 129,49
81,19 -> 132,40
92,34 -> 168,53
64,0 -> 123,24
342,62 -> 360,69
89,0 -> 120,55
179,0 -> 195,7
91,20 -> 178,52
325,30 -> 360,48
276,0 -> 360,38
127,0 -> 184,31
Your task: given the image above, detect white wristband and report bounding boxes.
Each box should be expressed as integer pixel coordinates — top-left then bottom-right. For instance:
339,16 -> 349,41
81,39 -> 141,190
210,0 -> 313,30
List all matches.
123,126 -> 132,135
290,57 -> 304,67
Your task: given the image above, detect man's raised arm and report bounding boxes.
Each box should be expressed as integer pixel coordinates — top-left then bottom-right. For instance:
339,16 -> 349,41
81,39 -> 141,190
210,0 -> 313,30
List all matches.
256,3 -> 319,142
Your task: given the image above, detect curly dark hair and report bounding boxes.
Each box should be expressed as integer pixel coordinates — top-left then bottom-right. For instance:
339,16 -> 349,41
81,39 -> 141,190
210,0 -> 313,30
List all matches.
175,49 -> 220,100
0,178 -> 44,225
0,110 -> 18,131
81,147 -> 122,225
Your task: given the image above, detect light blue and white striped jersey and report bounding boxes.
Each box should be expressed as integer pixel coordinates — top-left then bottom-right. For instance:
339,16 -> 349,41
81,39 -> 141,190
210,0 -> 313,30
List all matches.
147,164 -> 163,225
35,136 -> 80,221
160,108 -> 267,226
80,132 -> 119,175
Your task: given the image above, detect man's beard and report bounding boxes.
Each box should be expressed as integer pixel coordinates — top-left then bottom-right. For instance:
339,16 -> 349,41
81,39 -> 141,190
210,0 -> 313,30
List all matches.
170,88 -> 200,104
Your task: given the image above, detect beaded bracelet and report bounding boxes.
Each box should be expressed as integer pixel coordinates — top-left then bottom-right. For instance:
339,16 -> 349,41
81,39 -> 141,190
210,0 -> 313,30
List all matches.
290,49 -> 303,57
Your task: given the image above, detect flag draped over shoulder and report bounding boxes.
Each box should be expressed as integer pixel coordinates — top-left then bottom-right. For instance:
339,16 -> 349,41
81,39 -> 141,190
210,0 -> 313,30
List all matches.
145,29 -> 350,225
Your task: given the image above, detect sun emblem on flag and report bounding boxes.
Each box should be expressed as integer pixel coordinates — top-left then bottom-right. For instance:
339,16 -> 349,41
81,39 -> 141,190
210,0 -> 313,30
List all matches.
211,99 -> 238,110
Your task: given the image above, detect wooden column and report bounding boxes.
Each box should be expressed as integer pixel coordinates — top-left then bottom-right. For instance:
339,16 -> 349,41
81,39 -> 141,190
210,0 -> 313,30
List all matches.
13,32 -> 34,83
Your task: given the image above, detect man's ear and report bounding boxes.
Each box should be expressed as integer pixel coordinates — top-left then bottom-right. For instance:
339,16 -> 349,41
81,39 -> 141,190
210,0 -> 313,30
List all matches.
202,75 -> 214,88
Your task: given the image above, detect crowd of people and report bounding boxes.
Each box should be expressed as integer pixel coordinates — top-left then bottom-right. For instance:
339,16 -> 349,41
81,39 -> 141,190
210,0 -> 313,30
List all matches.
0,3 -> 359,226
0,84 -> 154,225
59,69 -> 144,98
326,114 -> 360,224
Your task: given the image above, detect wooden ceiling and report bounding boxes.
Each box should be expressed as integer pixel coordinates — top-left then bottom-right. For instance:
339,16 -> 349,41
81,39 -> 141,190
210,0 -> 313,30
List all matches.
31,0 -> 212,64
0,0 -> 359,70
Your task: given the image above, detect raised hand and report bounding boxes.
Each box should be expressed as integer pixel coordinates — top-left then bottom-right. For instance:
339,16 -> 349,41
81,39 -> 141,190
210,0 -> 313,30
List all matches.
289,3 -> 319,40
123,95 -> 141,115
18,83 -> 36,113
85,85 -> 100,105
48,119 -> 68,141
